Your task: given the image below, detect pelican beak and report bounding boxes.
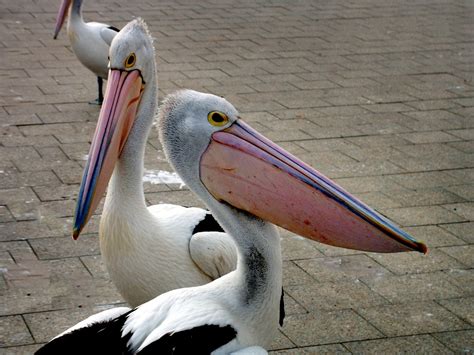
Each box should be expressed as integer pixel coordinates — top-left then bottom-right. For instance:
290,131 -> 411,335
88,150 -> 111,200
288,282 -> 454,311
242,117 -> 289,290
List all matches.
73,69 -> 144,239
200,120 -> 427,254
54,0 -> 72,39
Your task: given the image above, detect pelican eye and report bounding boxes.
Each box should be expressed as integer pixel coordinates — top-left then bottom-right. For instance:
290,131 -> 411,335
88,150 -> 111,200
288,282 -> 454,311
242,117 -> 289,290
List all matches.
207,111 -> 229,127
125,53 -> 136,68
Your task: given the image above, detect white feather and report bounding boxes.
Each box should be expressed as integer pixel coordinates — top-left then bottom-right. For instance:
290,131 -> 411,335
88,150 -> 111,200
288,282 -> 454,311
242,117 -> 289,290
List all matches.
53,307 -> 130,340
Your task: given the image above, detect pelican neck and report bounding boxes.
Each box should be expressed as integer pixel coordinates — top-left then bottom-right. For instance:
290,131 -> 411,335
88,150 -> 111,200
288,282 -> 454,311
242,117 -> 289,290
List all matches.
105,72 -> 157,213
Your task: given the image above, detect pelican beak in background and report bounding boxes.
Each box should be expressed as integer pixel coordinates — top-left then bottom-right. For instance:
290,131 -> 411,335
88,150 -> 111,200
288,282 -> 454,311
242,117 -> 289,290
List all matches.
73,69 -> 144,239
54,0 -> 72,39
200,119 -> 427,254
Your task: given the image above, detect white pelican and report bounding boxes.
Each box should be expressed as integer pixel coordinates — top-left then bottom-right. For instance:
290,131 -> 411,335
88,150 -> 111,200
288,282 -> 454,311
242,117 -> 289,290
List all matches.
53,0 -> 119,104
71,19 -> 239,309
36,20 -> 426,353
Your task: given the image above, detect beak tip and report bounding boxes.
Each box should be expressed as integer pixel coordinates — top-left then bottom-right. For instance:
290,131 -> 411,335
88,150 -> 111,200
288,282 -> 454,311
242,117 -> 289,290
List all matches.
418,242 -> 428,255
72,228 -> 80,240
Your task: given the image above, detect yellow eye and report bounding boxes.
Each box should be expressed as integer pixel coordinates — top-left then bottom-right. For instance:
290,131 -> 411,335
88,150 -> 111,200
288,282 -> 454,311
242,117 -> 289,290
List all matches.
207,111 -> 229,127
124,53 -> 136,68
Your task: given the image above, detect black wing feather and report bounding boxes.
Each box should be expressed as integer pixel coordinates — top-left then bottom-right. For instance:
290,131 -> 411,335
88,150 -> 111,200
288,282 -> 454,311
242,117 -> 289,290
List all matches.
137,324 -> 237,355
35,311 -> 133,355
192,213 -> 224,235
107,25 -> 120,32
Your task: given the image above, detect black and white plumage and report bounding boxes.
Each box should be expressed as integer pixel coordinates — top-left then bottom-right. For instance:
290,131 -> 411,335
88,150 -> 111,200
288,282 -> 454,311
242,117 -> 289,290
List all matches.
53,0 -> 119,104
37,18 -> 426,355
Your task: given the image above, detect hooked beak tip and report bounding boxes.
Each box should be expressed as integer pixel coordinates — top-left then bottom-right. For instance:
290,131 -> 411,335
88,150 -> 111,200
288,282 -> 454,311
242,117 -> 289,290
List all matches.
72,228 -> 80,240
419,242 -> 428,254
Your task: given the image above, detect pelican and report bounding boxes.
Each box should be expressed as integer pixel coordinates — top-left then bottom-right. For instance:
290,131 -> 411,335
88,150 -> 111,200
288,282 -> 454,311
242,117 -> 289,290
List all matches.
72,19 -> 239,309
53,0 -> 119,104
36,80 -> 428,355
36,19 -> 426,353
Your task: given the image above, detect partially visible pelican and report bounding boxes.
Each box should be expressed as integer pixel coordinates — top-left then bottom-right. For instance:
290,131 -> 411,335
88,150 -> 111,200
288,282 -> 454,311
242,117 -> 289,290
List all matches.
53,0 -> 119,104
35,22 -> 426,352
72,18 -> 238,308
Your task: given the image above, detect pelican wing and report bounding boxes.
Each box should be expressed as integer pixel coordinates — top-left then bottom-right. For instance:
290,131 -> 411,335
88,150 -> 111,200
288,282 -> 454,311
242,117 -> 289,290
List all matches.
137,324 -> 237,354
190,230 -> 238,280
99,25 -> 119,46
35,307 -> 132,354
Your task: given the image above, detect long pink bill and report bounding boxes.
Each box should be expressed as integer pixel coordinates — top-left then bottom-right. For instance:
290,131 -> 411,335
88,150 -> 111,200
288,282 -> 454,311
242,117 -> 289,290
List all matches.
73,69 -> 144,239
200,120 -> 427,254
53,0 -> 72,39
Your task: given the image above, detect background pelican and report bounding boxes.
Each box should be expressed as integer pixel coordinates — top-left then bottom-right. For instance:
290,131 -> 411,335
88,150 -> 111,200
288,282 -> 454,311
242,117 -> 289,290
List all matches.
35,84 -> 426,355
53,0 -> 119,104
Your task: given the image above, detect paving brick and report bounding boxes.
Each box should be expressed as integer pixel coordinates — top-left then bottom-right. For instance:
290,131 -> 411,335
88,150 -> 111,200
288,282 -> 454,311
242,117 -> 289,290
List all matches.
443,202 -> 474,221
439,222 -> 474,244
368,249 -> 464,275
383,205 -> 467,226
439,245 -> 474,268
295,255 -> 391,282
356,302 -> 470,337
282,261 -> 315,287
286,280 -> 388,312
431,330 -> 474,354
270,344 -> 350,354
282,310 -> 382,347
438,297 -> 474,326
280,232 -> 324,261
383,188 -> 465,207
361,272 -> 466,303
344,334 -> 451,354
0,316 -> 33,347
29,236 -> 100,260
0,220 -> 54,242
268,330 -> 295,351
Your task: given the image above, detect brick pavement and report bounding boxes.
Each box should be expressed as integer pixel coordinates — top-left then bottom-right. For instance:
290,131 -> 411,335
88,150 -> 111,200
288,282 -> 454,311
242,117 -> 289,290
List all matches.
1,0 -> 473,353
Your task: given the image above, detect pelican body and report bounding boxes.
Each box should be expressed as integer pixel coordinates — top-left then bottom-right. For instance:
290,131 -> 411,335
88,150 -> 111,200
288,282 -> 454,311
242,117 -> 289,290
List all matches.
54,0 -> 119,104
37,19 -> 426,354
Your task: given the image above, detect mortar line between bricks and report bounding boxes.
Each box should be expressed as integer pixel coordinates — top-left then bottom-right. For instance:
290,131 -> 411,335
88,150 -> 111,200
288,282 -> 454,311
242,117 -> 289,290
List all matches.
351,307 -> 390,337
33,253 -> 101,261
357,277 -> 395,306
78,256 -> 94,277
7,250 -> 18,264
338,332 -> 457,351
1,342 -> 43,350
433,247 -> 473,270
25,239 -> 40,260
20,313 -> 37,343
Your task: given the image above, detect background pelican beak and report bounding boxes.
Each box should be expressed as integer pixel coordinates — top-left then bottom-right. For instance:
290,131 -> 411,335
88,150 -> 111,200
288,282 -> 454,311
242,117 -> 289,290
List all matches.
200,119 -> 427,254
54,0 -> 72,39
73,69 -> 144,239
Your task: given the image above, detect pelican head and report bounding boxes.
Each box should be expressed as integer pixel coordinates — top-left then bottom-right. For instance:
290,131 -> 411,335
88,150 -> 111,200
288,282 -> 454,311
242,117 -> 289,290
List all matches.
158,90 -> 428,254
73,19 -> 154,238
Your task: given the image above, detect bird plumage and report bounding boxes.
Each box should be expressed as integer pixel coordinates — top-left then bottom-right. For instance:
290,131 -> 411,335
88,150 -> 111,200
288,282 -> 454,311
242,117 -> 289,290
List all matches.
38,17 -> 426,355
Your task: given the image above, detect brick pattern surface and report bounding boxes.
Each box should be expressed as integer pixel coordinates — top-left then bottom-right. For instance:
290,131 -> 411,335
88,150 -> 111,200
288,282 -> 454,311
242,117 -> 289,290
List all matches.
1,0 -> 473,352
